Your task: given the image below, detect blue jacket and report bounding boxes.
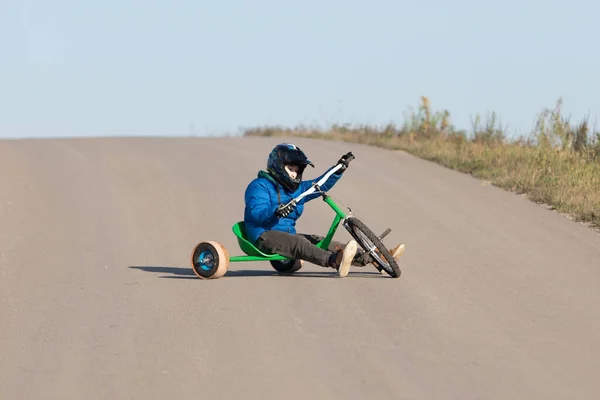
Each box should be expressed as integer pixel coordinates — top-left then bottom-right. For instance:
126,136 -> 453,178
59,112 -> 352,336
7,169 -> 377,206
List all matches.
244,168 -> 342,243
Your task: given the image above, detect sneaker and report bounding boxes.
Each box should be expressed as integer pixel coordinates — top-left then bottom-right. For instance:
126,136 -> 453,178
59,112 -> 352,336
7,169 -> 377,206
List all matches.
334,239 -> 358,277
352,244 -> 406,268
375,244 -> 406,274
387,244 -> 406,261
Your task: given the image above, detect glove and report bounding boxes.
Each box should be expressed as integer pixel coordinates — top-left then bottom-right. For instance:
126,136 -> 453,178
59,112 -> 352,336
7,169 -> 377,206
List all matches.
335,152 -> 354,173
275,201 -> 296,218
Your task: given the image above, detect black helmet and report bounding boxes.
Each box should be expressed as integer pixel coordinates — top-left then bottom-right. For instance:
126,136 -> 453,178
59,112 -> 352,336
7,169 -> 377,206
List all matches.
267,143 -> 314,192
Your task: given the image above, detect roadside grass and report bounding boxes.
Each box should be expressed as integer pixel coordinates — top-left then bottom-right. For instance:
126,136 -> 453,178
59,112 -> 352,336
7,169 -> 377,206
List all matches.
243,97 -> 600,229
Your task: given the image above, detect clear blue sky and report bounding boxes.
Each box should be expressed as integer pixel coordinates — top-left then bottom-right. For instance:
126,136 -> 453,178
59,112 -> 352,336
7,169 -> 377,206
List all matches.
1,0 -> 598,138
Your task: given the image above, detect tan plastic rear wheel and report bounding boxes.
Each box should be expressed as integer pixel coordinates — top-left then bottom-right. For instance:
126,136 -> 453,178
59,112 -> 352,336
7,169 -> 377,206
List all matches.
190,241 -> 229,279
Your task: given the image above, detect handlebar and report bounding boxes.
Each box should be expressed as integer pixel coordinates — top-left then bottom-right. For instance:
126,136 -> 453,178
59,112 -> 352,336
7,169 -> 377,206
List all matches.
286,152 -> 355,205
344,152 -> 355,163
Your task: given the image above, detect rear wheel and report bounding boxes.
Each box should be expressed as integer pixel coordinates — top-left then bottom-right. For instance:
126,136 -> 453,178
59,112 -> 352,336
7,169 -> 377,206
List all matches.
191,241 -> 229,279
270,259 -> 303,274
344,217 -> 401,278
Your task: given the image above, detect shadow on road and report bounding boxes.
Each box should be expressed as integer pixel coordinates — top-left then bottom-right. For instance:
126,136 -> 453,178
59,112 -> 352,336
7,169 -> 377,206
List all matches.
128,265 -> 383,279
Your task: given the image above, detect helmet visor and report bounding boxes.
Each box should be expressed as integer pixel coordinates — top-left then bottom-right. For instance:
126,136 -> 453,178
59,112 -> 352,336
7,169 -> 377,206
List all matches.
277,144 -> 314,168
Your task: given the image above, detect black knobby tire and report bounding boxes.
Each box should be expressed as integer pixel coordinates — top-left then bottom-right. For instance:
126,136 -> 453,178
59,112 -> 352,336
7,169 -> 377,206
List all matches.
270,259 -> 303,274
345,217 -> 401,278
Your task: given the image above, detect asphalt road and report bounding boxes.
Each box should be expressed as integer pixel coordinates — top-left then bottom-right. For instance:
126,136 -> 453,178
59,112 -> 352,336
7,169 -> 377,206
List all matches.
1,136 -> 599,399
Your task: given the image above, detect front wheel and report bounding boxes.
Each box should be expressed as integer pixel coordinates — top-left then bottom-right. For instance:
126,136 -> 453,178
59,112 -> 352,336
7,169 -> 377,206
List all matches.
344,217 -> 401,278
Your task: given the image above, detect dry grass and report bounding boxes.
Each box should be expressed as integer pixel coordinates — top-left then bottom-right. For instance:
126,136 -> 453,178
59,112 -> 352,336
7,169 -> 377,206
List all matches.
244,97 -> 600,229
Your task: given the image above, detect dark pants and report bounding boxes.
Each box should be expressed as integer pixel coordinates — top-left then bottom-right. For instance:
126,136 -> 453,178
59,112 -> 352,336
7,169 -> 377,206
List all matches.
255,230 -> 370,268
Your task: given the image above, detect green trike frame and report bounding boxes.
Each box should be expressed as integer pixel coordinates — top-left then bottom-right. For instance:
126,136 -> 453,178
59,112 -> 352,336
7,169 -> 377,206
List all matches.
229,193 -> 347,263
191,153 -> 402,279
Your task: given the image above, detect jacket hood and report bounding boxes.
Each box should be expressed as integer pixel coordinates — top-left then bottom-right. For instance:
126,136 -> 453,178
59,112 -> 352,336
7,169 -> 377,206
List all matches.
257,170 -> 277,184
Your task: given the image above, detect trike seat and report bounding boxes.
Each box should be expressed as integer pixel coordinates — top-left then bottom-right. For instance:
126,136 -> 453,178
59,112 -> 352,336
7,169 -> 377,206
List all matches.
231,221 -> 280,258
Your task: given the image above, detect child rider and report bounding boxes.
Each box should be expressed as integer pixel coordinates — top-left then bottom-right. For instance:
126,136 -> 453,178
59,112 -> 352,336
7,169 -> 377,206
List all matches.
243,143 -> 405,277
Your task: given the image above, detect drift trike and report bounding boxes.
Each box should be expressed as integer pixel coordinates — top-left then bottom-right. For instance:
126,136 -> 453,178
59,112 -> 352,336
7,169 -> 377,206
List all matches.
190,152 -> 402,279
